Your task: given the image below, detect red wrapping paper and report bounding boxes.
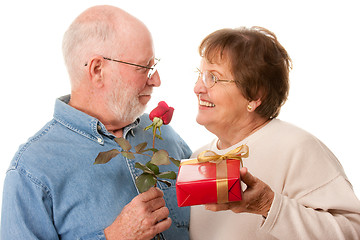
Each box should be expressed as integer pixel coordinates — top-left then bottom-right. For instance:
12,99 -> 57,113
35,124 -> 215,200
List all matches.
176,159 -> 242,207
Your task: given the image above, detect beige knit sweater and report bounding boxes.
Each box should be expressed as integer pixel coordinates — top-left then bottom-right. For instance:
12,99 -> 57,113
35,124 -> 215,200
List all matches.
189,119 -> 360,240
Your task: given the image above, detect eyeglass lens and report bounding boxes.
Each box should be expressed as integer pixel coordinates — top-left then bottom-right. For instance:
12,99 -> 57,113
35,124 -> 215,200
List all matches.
197,70 -> 216,88
147,59 -> 159,79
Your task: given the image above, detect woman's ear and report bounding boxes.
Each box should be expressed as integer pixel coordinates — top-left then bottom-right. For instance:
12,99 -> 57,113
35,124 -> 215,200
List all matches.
86,56 -> 105,88
247,98 -> 262,112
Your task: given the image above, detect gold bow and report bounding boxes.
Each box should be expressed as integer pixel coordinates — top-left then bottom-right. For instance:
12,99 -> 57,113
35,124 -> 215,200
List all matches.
181,144 -> 249,167
180,144 -> 249,204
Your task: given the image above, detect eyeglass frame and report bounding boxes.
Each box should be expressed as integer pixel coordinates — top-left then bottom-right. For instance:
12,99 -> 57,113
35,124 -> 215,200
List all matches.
84,56 -> 160,79
196,68 -> 235,88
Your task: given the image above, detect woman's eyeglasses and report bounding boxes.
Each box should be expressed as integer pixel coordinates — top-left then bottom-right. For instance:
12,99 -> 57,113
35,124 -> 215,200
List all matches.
196,68 -> 235,88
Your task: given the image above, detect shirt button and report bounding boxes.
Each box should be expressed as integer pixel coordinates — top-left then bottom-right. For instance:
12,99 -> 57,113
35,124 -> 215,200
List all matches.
97,138 -> 103,143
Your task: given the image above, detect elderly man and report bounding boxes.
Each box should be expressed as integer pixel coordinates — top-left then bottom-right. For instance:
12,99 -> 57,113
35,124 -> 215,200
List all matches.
1,5 -> 191,240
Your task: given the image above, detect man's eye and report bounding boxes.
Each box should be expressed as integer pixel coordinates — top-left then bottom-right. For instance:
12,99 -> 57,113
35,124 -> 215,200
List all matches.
136,67 -> 148,72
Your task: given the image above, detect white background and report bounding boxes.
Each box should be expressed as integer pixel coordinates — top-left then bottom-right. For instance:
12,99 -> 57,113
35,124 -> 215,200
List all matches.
1,0 -> 359,215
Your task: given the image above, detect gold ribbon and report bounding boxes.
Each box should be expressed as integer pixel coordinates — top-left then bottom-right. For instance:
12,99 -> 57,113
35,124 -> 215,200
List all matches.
181,145 -> 249,203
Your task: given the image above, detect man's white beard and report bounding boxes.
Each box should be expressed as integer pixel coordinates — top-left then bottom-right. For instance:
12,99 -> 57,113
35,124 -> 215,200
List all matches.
107,77 -> 146,124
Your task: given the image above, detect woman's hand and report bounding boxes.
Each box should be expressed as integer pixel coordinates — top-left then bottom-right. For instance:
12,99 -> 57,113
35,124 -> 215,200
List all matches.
205,167 -> 274,218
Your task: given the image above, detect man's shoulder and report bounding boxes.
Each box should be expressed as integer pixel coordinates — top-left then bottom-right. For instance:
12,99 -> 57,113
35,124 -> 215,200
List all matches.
9,119 -> 62,170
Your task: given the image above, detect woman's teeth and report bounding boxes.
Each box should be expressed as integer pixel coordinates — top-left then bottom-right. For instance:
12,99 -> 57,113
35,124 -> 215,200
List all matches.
199,99 -> 215,107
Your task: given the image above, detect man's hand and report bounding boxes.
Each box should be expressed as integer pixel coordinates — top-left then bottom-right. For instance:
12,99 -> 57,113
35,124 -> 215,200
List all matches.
104,187 -> 171,240
205,167 -> 274,218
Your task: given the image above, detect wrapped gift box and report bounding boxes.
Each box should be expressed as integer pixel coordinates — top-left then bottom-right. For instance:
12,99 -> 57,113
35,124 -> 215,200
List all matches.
176,159 -> 242,207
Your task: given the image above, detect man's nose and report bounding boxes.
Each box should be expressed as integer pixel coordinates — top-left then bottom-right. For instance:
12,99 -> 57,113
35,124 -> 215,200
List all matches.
148,70 -> 161,87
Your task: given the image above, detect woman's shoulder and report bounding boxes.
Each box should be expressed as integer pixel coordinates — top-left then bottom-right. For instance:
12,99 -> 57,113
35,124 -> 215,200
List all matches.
254,118 -> 339,162
266,119 -> 342,170
266,119 -> 319,143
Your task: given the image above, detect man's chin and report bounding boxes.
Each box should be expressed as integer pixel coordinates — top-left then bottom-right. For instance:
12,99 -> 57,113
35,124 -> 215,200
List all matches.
139,95 -> 151,105
129,104 -> 146,121
119,109 -> 144,124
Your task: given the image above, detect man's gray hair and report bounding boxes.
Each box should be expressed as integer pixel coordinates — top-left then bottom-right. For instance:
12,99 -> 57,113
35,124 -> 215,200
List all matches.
62,10 -> 117,88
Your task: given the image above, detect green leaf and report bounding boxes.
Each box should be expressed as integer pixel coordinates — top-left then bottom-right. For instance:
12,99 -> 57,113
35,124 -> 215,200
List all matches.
157,171 -> 176,179
94,149 -> 120,164
115,137 -> 132,151
136,173 -> 157,193
135,142 -> 147,153
150,149 -> 170,165
155,134 -> 163,140
147,148 -> 158,153
158,179 -> 172,187
135,162 -> 152,173
121,151 -> 135,159
170,157 -> 181,167
144,124 -> 153,131
146,162 -> 159,175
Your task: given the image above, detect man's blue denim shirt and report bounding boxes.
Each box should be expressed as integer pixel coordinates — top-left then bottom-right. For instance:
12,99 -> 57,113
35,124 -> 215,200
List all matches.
1,95 -> 192,240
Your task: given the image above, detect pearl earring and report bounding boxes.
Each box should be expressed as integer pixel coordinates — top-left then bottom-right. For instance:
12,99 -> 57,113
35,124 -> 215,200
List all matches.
247,104 -> 253,111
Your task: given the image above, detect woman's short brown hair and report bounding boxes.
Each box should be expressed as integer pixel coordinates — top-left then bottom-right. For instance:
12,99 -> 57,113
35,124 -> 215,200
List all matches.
199,26 -> 292,119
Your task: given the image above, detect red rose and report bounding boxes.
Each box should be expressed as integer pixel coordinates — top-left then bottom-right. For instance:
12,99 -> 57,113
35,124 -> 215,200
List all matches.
149,101 -> 174,125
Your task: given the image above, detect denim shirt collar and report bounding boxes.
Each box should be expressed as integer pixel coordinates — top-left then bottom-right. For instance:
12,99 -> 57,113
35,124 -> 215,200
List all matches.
53,95 -> 140,145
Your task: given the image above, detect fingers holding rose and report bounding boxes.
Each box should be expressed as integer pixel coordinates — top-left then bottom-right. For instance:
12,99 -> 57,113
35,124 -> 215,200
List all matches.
105,187 -> 172,240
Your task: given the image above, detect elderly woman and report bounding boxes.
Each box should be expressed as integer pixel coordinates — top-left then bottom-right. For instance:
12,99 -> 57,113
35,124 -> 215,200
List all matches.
190,26 -> 360,239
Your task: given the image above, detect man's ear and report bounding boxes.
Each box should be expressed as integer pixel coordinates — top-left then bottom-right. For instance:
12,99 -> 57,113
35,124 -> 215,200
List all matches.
86,56 -> 105,88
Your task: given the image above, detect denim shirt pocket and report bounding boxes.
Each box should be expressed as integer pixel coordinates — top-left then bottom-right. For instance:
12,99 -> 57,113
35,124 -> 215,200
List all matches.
157,179 -> 189,229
